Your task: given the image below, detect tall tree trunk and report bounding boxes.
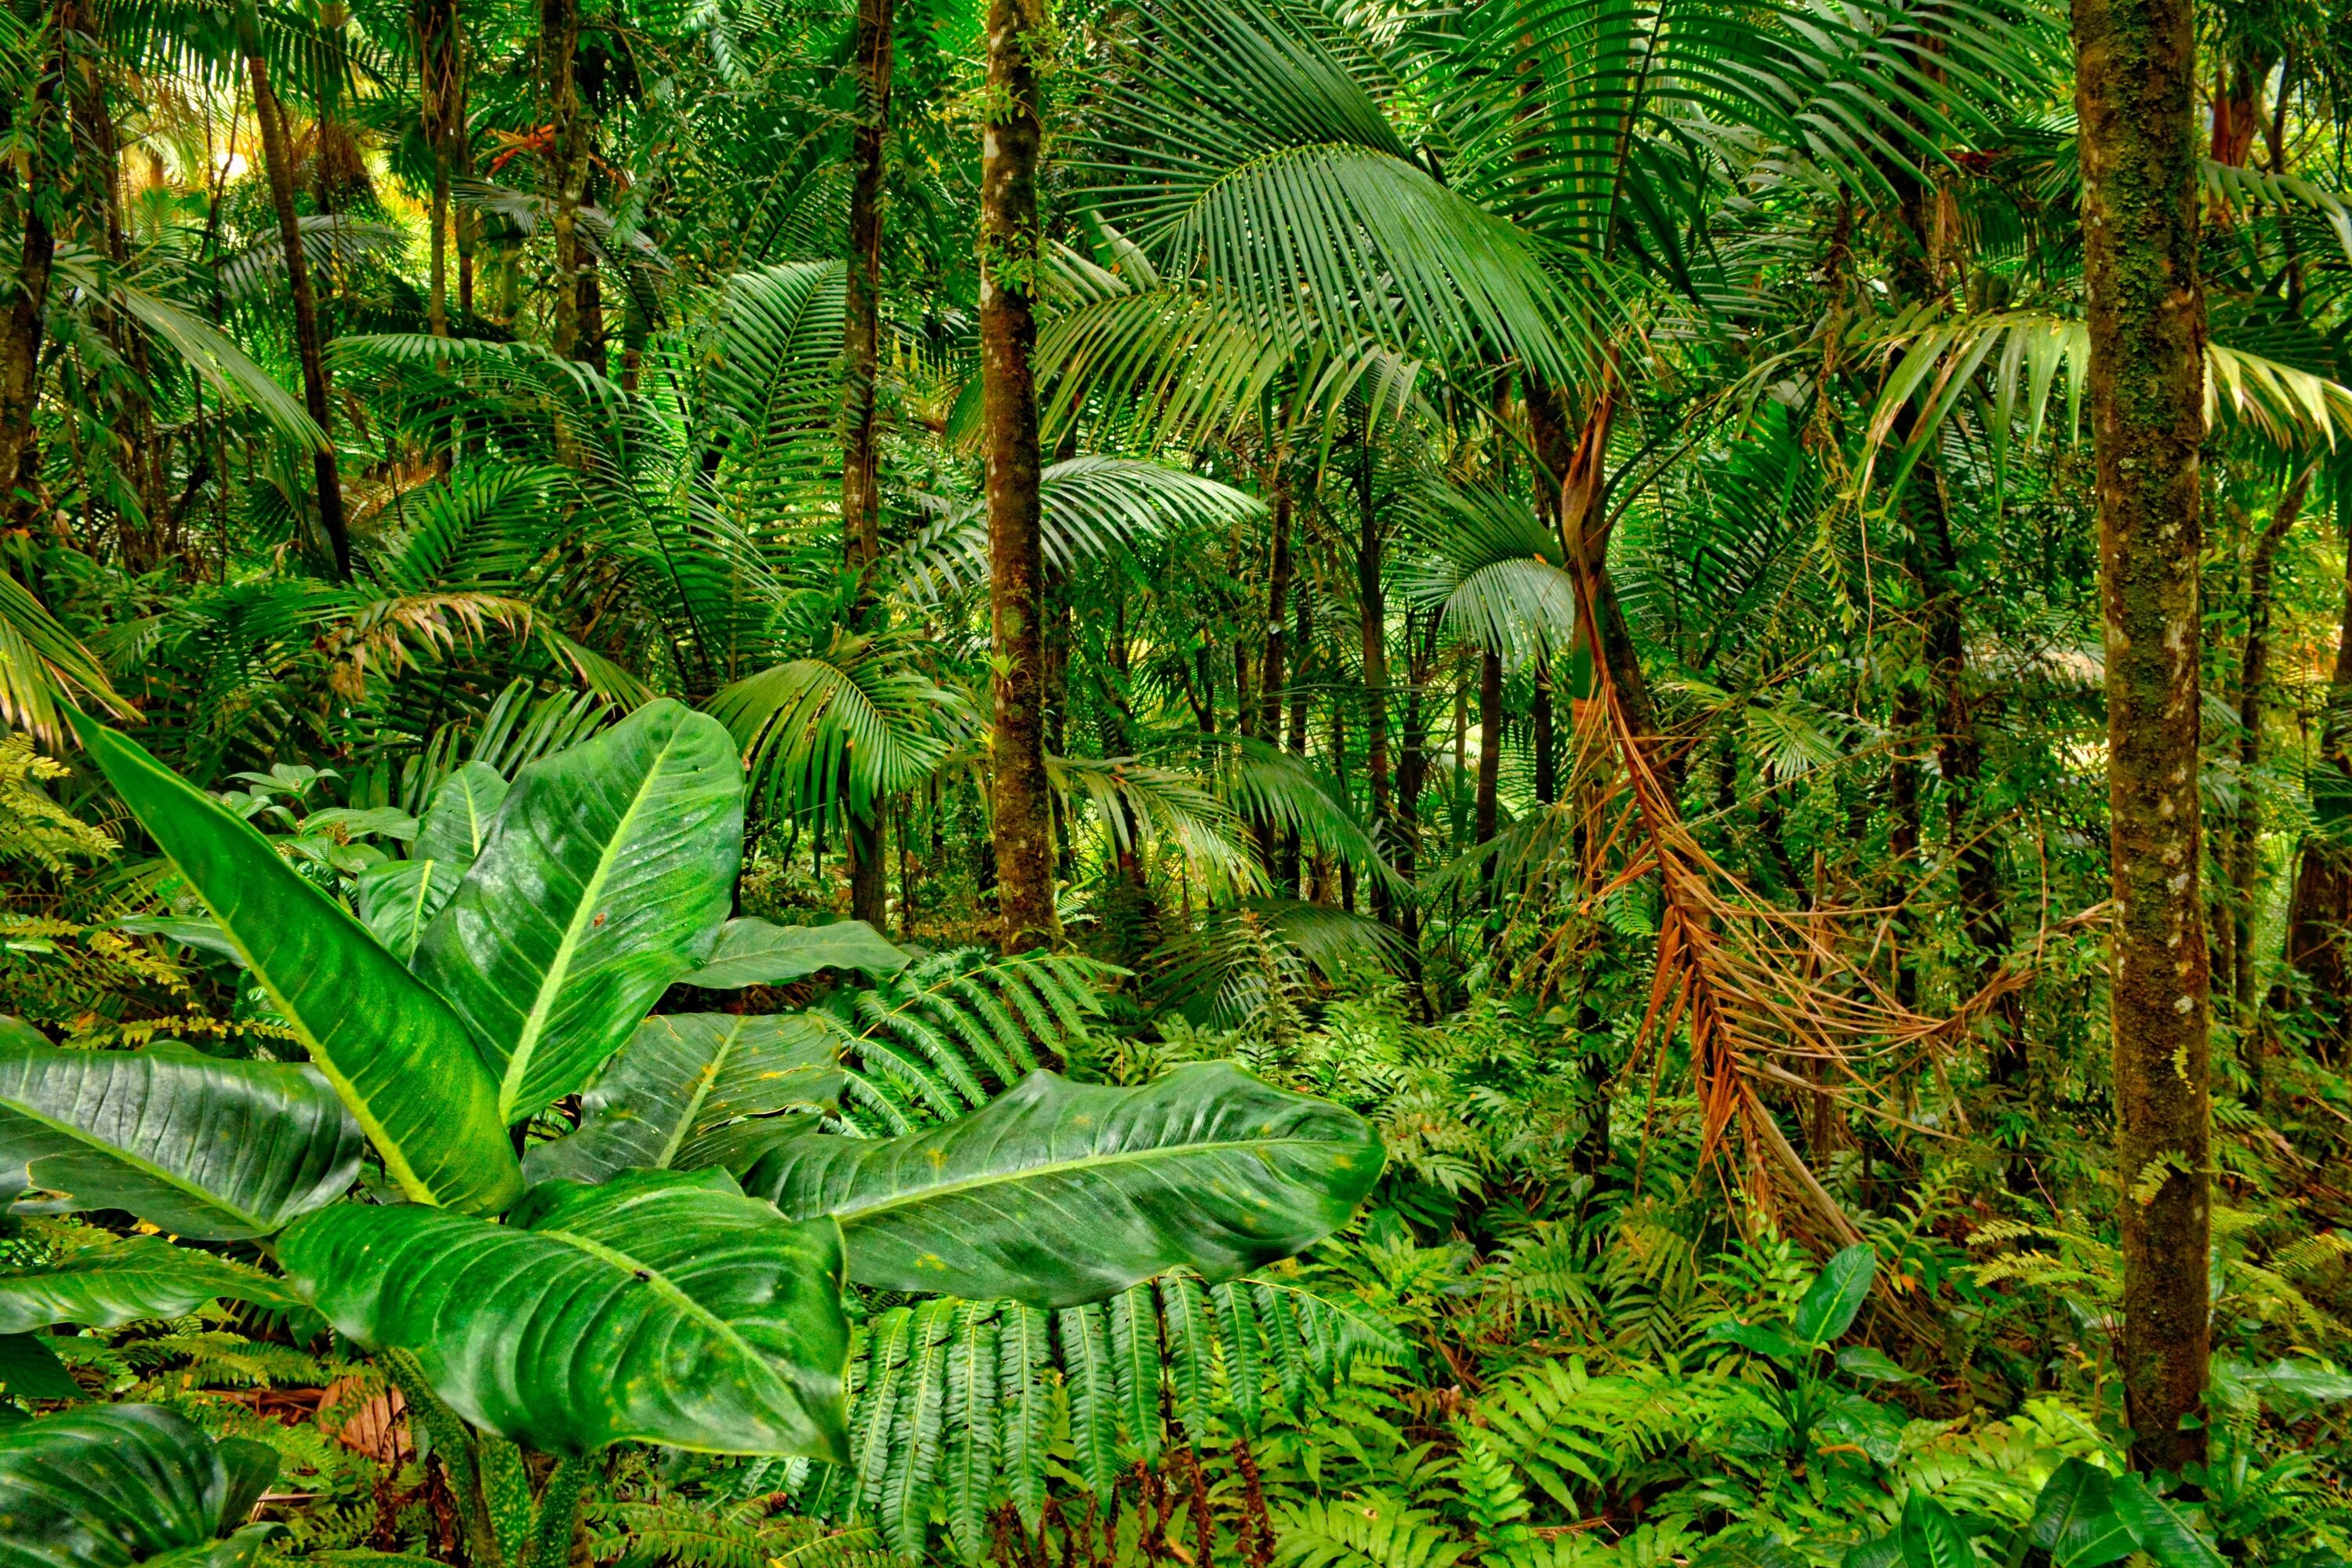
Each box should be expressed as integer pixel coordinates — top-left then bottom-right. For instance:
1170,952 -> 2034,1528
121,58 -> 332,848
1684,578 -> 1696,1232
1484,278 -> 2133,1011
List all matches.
981,0 -> 1054,952
234,0 -> 350,579
840,0 -> 895,931
2077,0 -> 2211,1470
0,20 -> 62,521
1475,647 -> 1503,843
1355,435 -> 1392,924
1533,659 -> 1555,805
419,0 -> 461,336
1283,572 -> 1311,892
2280,521 -> 2352,1062
540,0 -> 590,361
2230,465 -> 2314,1024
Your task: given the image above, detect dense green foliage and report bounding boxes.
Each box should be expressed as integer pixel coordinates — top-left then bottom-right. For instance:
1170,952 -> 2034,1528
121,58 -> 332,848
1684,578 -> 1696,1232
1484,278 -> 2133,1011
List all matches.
3,0 -> 2352,1560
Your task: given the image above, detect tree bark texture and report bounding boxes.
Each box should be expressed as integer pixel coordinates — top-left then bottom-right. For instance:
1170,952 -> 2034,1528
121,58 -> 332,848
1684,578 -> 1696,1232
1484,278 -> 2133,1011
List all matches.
980,0 -> 1056,952
540,0 -> 592,363
1355,437 -> 1392,924
2281,524 -> 2352,1062
2229,465 -> 2314,1019
2075,0 -> 2211,1469
0,22 -> 63,523
840,0 -> 895,928
1475,646 -> 1503,844
235,0 -> 350,579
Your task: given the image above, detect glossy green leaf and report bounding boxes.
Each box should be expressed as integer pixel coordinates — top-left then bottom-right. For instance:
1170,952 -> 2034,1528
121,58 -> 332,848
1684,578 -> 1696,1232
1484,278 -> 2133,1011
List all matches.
0,1236 -> 299,1333
2108,1474 -> 2228,1568
1793,1243 -> 1875,1345
68,714 -> 521,1216
0,1036 -> 361,1240
0,1334 -> 78,1402
683,918 -> 911,989
1704,1319 -> 1805,1367
741,1063 -> 1382,1307
522,1013 -> 842,1185
416,762 -> 510,865
1896,1491 -> 1973,1568
0,1404 -> 279,1568
278,1169 -> 849,1459
2029,1460 -> 2136,1568
412,699 -> 745,1123
356,764 -> 510,960
1835,1345 -> 1915,1383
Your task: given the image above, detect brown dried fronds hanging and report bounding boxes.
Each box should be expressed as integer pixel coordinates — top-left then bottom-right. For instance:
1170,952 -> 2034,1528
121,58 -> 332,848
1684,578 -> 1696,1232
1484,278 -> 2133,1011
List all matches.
1554,564 -> 2049,1253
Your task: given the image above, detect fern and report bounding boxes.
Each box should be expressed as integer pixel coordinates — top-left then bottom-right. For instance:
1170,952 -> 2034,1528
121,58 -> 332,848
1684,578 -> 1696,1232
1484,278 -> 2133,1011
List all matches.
802,1271 -> 1406,1559
822,949 -> 1119,1131
1272,1495 -> 1468,1568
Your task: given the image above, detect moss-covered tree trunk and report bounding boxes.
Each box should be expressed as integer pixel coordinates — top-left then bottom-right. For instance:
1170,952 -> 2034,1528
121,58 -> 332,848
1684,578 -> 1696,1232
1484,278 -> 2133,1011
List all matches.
419,0 -> 464,337
234,0 -> 350,580
0,18 -> 63,527
980,0 -> 1056,953
2230,465 -> 2314,1027
2075,0 -> 2211,1470
843,0 -> 895,930
539,0 -> 591,364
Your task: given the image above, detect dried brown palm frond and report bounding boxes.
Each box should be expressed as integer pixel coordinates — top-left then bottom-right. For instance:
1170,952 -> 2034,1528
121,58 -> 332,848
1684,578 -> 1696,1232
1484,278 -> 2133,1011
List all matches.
1548,564 -> 2078,1254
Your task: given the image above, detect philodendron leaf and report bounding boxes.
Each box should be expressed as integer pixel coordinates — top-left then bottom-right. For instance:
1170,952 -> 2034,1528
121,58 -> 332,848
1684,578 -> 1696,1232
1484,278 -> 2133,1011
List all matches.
2030,1459 -> 2136,1568
416,761 -> 510,865
1896,1492 -> 1974,1568
68,714 -> 521,1216
358,764 -> 512,960
0,1404 -> 280,1568
0,1236 -> 300,1334
1793,1243 -> 1875,1346
0,1036 -> 361,1240
279,1170 -> 850,1460
682,919 -> 911,989
740,1063 -> 1383,1308
412,699 -> 745,1124
522,1013 -> 844,1185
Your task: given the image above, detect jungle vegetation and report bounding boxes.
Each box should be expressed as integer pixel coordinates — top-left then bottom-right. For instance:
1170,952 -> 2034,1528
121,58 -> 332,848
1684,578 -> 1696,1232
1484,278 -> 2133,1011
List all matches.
1,0 -> 2350,1561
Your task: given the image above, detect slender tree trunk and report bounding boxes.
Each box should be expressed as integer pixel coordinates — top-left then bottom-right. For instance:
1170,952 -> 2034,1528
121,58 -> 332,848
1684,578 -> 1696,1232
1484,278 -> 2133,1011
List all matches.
2280,520 -> 2352,1062
1355,437 -> 1392,924
981,0 -> 1055,952
2230,466 -> 2314,1022
540,0 -> 591,362
0,22 -> 61,522
419,0 -> 459,336
1283,572 -> 1311,891
234,0 -> 350,579
840,0 -> 895,930
2077,0 -> 2211,1469
1533,659 -> 1555,805
1475,647 -> 1503,843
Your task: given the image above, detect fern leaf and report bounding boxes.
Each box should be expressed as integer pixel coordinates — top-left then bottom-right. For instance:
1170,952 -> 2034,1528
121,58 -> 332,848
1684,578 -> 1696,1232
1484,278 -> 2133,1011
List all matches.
854,1308 -> 915,1516
999,1303 -> 1053,1531
1211,1280 -> 1264,1436
1253,1280 -> 1310,1419
939,1301 -> 1000,1565
1058,1300 -> 1121,1498
1109,1283 -> 1163,1465
1159,1272 -> 1218,1441
880,1299 -> 955,1558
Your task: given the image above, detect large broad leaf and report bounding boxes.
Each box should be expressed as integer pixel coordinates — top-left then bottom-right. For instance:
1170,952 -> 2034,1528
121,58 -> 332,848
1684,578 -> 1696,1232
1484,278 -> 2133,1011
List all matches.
2029,1460 -> 2136,1568
740,1063 -> 1382,1307
0,1036 -> 361,1240
1792,1243 -> 1875,1346
412,699 -> 745,1124
0,1403 -> 279,1568
278,1169 -> 849,1460
682,919 -> 910,989
69,715 -> 521,1216
1896,1493 -> 1974,1568
523,1013 -> 843,1185
0,1237 -> 300,1334
357,764 -> 512,960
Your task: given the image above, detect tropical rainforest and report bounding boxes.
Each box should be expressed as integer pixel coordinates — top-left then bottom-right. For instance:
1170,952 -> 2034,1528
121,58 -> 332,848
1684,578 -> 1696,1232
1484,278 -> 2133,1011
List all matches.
0,0 -> 2349,1561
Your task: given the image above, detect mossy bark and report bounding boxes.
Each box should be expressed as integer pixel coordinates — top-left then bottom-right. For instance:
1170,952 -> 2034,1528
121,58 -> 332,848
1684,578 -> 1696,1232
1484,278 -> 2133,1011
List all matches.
980,0 -> 1057,952
2074,0 -> 2211,1470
